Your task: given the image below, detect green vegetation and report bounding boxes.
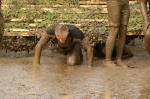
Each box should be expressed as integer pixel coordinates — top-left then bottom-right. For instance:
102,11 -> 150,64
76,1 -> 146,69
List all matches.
3,1 -> 143,32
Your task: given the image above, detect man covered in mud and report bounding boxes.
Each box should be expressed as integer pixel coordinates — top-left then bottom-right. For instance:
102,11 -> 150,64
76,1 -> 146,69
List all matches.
33,23 -> 84,66
104,0 -> 130,68
140,0 -> 150,54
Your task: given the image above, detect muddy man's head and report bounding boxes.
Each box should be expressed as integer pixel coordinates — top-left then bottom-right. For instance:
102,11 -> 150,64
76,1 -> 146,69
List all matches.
55,24 -> 69,44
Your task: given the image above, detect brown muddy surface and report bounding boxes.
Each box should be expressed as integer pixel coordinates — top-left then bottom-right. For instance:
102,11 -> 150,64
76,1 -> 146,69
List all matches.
0,39 -> 150,99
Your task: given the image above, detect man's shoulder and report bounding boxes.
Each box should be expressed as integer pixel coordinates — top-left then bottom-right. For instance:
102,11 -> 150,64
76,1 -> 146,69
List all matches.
46,23 -> 83,35
65,24 -> 80,30
46,24 -> 57,35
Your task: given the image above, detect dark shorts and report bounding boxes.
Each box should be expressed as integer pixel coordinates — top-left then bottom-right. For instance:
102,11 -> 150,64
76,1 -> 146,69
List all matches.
107,0 -> 130,27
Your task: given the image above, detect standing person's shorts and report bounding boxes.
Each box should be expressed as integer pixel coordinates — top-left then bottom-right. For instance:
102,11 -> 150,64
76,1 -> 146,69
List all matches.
107,0 -> 130,27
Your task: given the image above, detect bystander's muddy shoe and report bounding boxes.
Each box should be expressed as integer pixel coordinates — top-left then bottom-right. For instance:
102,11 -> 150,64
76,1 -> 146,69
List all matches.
103,60 -> 118,68
115,59 -> 128,69
115,59 -> 135,68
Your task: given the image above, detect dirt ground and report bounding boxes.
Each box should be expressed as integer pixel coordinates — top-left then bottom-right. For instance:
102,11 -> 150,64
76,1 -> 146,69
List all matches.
0,39 -> 150,99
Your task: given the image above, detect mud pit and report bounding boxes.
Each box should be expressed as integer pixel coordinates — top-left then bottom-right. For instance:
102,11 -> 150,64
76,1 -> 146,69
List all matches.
0,39 -> 150,99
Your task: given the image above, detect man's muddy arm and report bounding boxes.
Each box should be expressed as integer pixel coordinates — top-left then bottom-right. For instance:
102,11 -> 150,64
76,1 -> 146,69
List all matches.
33,32 -> 50,65
87,46 -> 94,67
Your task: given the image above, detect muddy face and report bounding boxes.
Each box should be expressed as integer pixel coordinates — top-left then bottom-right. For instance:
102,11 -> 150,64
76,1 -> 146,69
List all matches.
55,24 -> 69,44
55,34 -> 67,44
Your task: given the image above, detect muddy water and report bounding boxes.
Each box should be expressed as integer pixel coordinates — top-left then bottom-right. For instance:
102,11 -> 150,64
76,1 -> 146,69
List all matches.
0,41 -> 150,99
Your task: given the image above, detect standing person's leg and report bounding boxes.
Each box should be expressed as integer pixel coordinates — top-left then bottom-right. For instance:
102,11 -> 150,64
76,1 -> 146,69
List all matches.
0,0 -> 4,45
140,0 -> 149,31
0,12 -> 4,44
104,0 -> 121,67
145,25 -> 150,55
145,0 -> 150,55
148,0 -> 150,12
116,1 -> 130,68
67,43 -> 83,65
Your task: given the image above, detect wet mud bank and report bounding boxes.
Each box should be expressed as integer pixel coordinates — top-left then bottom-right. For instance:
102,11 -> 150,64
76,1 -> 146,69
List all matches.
0,41 -> 150,99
